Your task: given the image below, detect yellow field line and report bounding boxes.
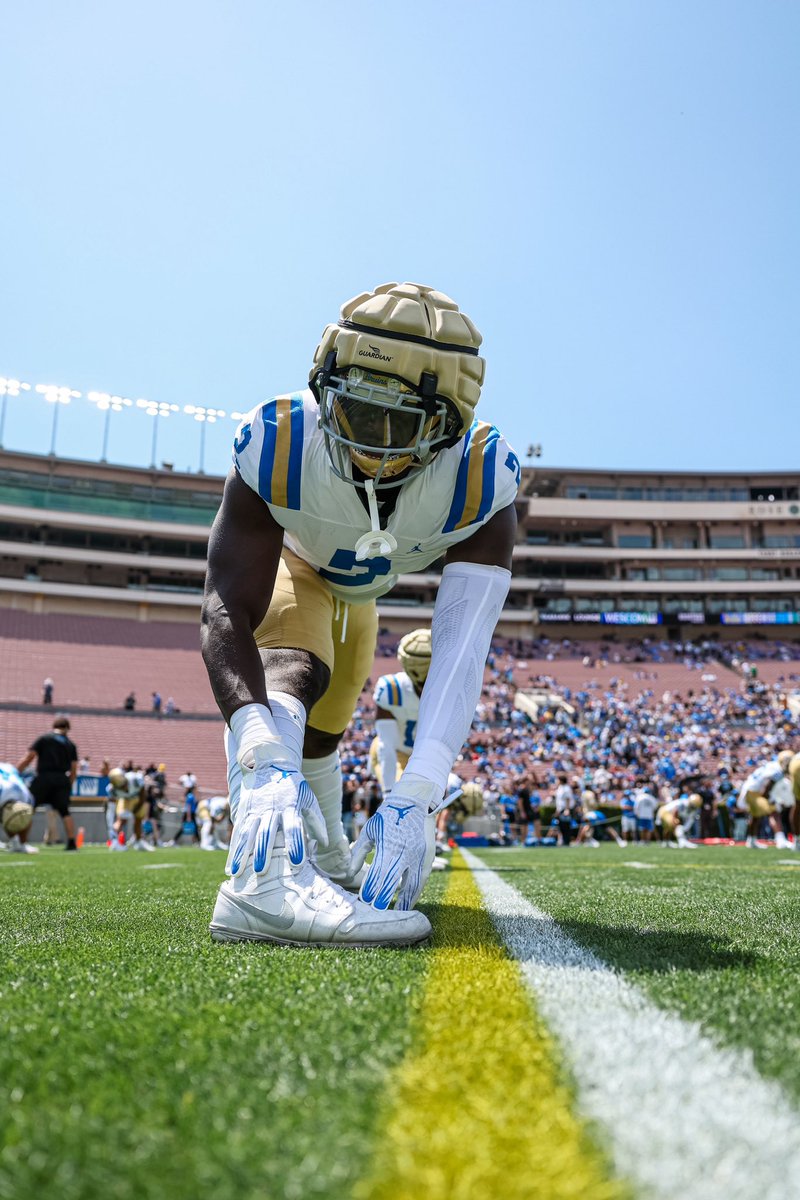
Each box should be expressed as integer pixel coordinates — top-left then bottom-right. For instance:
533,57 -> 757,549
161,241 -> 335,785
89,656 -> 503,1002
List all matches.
354,852 -> 626,1200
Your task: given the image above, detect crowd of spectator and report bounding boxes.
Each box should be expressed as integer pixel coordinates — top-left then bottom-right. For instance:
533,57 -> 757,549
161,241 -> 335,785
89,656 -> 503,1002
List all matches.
340,635 -> 800,844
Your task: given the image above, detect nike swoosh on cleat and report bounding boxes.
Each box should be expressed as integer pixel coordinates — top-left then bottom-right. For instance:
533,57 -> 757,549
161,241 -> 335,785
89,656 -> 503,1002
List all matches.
224,892 -> 295,930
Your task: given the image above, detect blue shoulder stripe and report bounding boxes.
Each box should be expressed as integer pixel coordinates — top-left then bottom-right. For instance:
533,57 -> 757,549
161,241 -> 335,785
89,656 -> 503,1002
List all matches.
257,393 -> 304,508
443,420 -> 502,533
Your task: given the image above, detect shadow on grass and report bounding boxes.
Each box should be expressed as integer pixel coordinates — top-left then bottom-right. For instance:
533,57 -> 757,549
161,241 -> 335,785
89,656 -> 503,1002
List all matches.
419,900 -> 759,974
555,919 -> 759,974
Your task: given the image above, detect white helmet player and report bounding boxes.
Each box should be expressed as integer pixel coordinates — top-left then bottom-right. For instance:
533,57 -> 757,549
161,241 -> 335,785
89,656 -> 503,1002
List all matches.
309,282 -> 484,490
397,628 -> 432,688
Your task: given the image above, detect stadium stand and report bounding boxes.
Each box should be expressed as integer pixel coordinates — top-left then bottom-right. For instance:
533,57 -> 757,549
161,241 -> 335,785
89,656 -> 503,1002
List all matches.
0,608 -> 215,711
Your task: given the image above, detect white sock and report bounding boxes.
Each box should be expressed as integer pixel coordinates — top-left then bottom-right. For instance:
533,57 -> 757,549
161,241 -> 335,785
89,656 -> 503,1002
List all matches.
268,692 -> 306,770
301,751 -> 344,845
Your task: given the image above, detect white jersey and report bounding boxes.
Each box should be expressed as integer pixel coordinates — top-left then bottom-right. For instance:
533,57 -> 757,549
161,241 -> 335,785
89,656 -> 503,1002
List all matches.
0,762 -> 33,806
108,770 -> 144,802
770,776 -> 794,811
659,796 -> 689,822
232,391 -> 520,605
633,790 -> 658,820
208,795 -> 230,822
373,671 -> 420,754
743,760 -> 783,797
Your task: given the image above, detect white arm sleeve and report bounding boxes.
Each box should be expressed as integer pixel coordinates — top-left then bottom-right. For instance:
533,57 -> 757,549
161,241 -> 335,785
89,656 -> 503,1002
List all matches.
404,560 -> 511,793
375,718 -> 400,795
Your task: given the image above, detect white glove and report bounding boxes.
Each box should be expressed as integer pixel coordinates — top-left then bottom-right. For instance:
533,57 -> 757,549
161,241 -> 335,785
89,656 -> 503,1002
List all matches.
227,752 -> 327,877
351,774 -> 442,911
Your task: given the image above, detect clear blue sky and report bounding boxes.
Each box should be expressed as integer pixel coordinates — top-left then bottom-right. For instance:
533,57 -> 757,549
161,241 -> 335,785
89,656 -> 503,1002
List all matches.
1,1 -> 798,477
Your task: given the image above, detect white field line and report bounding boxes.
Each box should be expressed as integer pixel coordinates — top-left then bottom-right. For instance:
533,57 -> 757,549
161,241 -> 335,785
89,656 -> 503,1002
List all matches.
461,848 -> 800,1200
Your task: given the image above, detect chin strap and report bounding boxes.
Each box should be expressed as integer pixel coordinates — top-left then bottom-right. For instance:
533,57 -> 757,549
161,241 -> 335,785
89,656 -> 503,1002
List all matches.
354,478 -> 398,561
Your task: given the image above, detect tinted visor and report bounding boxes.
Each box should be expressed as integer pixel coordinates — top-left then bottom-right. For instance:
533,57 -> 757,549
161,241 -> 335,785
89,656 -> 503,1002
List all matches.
333,393 -> 426,453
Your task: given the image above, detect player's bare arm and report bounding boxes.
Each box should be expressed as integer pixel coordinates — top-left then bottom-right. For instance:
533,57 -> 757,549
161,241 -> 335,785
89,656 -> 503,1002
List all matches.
201,468 -> 287,722
444,501 -> 517,571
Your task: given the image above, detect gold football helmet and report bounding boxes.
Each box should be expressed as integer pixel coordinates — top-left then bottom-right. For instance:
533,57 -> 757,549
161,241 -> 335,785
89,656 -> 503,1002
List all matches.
459,783 -> 485,817
108,767 -> 127,791
1,799 -> 34,836
310,282 -> 484,489
397,628 -> 433,688
777,750 -> 794,772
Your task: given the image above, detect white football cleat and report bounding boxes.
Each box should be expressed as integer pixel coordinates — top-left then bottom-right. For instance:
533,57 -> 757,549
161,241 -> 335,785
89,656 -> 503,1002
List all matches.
9,837 -> 39,854
430,856 -> 448,871
133,839 -> 155,852
313,835 -> 367,893
210,835 -> 431,948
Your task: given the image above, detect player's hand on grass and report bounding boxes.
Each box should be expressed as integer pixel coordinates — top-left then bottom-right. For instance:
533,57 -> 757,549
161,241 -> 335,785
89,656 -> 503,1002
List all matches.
227,752 -> 327,876
351,774 -> 442,910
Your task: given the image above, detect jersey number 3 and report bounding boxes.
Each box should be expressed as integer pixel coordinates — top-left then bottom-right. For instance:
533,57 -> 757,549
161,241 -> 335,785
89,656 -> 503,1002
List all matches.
319,549 -> 393,587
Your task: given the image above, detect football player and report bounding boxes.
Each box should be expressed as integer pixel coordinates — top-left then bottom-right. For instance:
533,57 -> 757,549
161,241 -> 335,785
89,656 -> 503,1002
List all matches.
201,282 -> 518,946
0,762 -> 37,854
656,793 -> 701,848
369,629 -> 456,862
197,794 -> 231,851
789,751 -> 800,849
370,629 -> 431,794
736,753 -> 793,849
107,767 -> 154,851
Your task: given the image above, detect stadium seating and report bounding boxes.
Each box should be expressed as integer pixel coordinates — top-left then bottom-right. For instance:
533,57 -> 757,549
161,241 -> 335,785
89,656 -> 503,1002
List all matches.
0,608 -> 215,712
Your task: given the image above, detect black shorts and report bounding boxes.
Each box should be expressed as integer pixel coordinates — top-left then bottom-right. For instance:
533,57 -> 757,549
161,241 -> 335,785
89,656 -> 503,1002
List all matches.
30,773 -> 72,817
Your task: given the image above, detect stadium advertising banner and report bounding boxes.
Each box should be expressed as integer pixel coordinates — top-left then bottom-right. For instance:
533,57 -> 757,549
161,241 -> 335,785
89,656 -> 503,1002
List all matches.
540,612 -> 664,625
720,611 -> 800,625
571,612 -> 663,625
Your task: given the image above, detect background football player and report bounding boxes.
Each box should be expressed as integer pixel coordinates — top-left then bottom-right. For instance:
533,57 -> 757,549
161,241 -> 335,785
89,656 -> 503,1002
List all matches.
369,628 -> 456,863
197,794 -> 231,851
107,766 -> 154,851
370,629 -> 431,795
201,282 -> 518,947
0,762 -> 37,854
736,752 -> 793,849
656,793 -> 701,849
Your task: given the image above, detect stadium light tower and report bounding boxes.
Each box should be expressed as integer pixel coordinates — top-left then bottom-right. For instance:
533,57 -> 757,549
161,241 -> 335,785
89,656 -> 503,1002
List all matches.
0,377 -> 32,448
139,398 -> 179,467
36,384 -> 81,456
185,405 -> 226,473
87,391 -> 134,460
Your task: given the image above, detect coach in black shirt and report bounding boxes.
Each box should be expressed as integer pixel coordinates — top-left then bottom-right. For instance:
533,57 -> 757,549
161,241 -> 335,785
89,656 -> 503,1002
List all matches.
17,715 -> 79,851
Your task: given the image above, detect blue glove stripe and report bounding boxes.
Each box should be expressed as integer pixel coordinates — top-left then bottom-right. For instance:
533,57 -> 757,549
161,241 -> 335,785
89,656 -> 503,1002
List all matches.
253,825 -> 270,873
374,855 -> 403,910
360,813 -> 386,904
288,823 -> 304,866
361,866 -> 380,905
230,824 -> 250,876
365,812 -> 383,842
297,781 -> 314,810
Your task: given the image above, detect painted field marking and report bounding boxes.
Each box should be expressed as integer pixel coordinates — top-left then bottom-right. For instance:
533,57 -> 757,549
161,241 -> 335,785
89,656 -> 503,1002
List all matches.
0,860 -> 35,867
462,847 -> 800,1200
355,850 -> 624,1200
141,862 -> 186,870
620,861 -> 657,870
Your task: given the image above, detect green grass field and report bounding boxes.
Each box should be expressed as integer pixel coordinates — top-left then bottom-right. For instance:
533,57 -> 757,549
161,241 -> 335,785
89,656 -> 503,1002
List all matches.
1,844 -> 799,1199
